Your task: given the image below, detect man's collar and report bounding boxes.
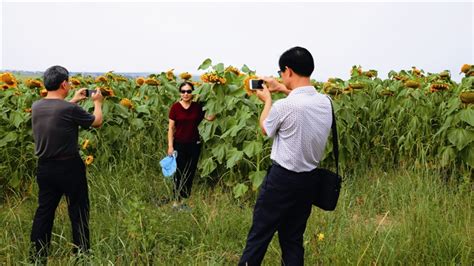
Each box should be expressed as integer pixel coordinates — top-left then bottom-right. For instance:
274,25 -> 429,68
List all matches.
288,86 -> 317,97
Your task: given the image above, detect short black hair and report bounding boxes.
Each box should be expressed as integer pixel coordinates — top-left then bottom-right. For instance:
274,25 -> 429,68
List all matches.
178,81 -> 194,91
278,46 -> 314,77
43,65 -> 69,91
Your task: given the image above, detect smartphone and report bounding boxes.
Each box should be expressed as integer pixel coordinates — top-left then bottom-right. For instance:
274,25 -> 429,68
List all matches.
85,89 -> 96,97
249,79 -> 264,90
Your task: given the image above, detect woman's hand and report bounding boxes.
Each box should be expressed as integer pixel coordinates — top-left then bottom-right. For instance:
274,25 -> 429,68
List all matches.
167,146 -> 174,156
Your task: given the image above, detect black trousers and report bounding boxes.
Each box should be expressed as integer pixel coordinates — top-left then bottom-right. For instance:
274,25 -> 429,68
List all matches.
239,164 -> 316,266
30,155 -> 90,259
173,141 -> 202,200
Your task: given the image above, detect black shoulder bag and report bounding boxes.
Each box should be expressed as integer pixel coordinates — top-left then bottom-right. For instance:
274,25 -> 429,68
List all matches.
312,99 -> 343,211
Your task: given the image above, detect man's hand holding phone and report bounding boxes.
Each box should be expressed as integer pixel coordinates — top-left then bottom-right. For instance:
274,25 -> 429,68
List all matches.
249,79 -> 264,90
90,89 -> 103,103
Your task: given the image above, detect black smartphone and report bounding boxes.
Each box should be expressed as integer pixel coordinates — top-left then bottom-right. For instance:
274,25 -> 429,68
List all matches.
249,79 -> 264,90
85,89 -> 96,97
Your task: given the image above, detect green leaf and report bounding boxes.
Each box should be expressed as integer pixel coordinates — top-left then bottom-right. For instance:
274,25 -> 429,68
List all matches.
136,105 -> 150,115
8,175 -> 20,188
243,141 -> 263,157
10,111 -> 24,128
200,157 -> 217,176
211,144 -> 227,164
460,143 -> 474,168
233,183 -> 248,198
214,63 -> 224,73
250,170 -> 266,190
458,108 -> 474,127
131,118 -> 145,130
198,58 -> 212,70
200,122 -> 214,142
0,131 -> 17,147
440,146 -> 456,167
226,148 -> 243,168
241,64 -> 251,74
447,128 -> 474,150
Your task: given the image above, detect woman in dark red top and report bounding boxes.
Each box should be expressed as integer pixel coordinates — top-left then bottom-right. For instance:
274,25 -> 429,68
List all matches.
168,82 -> 215,209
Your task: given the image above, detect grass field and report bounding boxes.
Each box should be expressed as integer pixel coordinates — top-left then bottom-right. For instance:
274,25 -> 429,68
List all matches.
0,164 -> 471,265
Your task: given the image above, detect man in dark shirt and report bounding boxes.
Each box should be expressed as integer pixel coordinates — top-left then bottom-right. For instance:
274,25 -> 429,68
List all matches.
30,65 -> 103,263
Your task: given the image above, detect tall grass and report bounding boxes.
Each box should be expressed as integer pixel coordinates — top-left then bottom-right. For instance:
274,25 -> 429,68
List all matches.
0,161 -> 471,265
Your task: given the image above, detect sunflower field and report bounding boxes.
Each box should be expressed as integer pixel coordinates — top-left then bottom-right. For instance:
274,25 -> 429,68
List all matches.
0,61 -> 473,198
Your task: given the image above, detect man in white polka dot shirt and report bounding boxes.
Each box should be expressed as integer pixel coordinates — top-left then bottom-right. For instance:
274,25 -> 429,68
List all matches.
239,47 -> 333,266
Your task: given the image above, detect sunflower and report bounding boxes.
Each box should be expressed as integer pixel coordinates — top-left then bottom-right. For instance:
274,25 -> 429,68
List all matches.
404,80 -> 420,89
99,87 -> 115,97
116,76 -> 128,82
144,78 -> 160,86
26,79 -> 44,89
120,98 -> 133,109
95,76 -> 107,83
192,81 -> 202,87
1,72 -> 18,88
40,89 -> 48,97
460,64 -> 471,74
411,67 -> 421,76
439,71 -> 450,78
179,72 -> 192,80
136,77 -> 145,86
460,91 -> 474,104
225,66 -> 241,76
430,83 -> 450,92
349,82 -> 366,90
82,139 -> 90,150
70,77 -> 82,86
393,75 -> 408,82
200,73 -> 226,84
85,155 -> 94,166
362,70 -> 377,78
317,233 -> 324,241
166,69 -> 175,81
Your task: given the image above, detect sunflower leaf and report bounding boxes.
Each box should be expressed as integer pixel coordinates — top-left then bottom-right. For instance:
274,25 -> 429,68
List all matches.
233,183 -> 248,198
198,58 -> 212,70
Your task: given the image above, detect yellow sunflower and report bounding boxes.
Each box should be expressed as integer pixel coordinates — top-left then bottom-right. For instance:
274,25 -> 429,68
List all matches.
95,76 -> 107,83
70,77 -> 82,86
136,77 -> 145,86
460,91 -> 474,104
179,72 -> 192,80
120,98 -> 133,109
1,72 -> 18,88
404,80 -> 420,89
40,88 -> 48,97
26,79 -> 44,89
166,69 -> 175,81
200,73 -> 226,84
85,155 -> 94,166
225,66 -> 241,76
99,87 -> 115,97
461,64 -> 471,74
82,139 -> 90,150
144,78 -> 160,86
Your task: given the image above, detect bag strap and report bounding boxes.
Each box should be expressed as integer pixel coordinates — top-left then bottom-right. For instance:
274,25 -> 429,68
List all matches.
328,98 -> 339,177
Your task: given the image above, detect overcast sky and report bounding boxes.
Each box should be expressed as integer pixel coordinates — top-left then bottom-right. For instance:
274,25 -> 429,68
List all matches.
1,1 -> 473,81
